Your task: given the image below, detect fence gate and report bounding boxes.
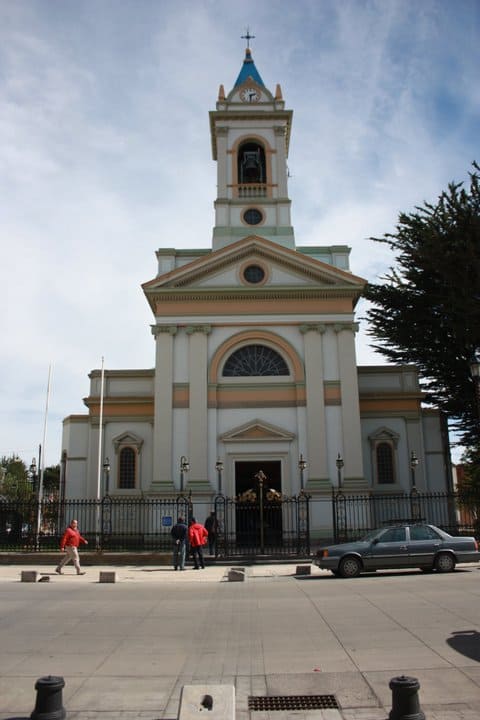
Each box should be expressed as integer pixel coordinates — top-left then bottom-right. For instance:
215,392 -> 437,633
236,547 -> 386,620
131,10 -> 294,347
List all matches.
214,493 -> 310,558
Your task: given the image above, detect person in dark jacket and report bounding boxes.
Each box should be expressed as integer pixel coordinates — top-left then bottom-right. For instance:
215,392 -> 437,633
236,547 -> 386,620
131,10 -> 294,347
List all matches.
171,516 -> 188,570
204,510 -> 219,555
188,517 -> 208,569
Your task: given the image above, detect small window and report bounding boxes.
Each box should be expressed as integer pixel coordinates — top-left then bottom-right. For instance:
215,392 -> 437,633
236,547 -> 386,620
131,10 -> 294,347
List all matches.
379,527 -> 406,543
409,525 -> 440,541
243,208 -> 263,226
243,264 -> 265,283
119,447 -> 136,489
376,442 -> 394,484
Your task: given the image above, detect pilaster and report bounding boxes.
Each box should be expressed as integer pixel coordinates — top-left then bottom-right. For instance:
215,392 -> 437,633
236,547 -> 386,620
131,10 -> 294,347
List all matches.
151,325 -> 177,492
187,325 -> 212,492
299,324 -> 329,488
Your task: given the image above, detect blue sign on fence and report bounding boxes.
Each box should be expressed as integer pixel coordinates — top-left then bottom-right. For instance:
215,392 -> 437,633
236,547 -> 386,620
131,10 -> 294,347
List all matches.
162,516 -> 173,527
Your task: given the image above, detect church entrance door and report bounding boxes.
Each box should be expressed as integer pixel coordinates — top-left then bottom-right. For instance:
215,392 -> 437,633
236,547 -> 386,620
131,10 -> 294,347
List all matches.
234,460 -> 282,552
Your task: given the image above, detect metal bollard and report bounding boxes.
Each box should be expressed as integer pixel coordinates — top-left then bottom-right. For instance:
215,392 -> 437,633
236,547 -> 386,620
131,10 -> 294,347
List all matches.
389,675 -> 425,720
31,675 -> 66,720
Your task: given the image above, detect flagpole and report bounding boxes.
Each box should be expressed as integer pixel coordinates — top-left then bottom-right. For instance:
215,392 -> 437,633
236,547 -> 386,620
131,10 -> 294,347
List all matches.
96,357 -> 105,549
96,357 -> 105,501
35,364 -> 53,549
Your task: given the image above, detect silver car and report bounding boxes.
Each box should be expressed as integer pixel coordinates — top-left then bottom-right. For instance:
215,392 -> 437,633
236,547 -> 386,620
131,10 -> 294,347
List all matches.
313,523 -> 480,578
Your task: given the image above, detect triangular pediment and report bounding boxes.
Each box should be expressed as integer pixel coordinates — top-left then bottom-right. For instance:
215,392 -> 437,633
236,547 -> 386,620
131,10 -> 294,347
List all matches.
143,235 -> 366,295
220,419 -> 295,443
113,432 -> 144,451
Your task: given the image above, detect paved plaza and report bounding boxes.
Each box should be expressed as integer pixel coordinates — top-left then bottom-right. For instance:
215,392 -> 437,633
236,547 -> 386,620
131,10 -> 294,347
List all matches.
0,561 -> 480,719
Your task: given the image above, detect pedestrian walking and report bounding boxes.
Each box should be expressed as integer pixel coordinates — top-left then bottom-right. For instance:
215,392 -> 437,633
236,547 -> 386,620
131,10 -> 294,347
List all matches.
55,519 -> 88,575
171,516 -> 188,570
188,517 -> 208,569
204,510 -> 219,555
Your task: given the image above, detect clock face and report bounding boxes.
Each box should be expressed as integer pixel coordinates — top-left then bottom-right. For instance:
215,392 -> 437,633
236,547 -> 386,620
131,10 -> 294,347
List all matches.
240,87 -> 260,103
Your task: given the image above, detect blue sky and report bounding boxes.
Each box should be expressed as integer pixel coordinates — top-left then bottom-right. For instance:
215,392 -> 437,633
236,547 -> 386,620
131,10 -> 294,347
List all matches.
1,0 -> 479,467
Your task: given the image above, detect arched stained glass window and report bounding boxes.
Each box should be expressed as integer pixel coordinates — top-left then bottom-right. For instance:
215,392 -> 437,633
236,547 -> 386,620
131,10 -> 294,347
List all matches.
222,345 -> 289,377
119,447 -> 136,489
376,442 -> 394,484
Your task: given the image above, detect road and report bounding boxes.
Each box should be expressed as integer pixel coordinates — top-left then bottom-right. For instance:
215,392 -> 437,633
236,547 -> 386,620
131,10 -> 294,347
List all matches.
0,562 -> 479,719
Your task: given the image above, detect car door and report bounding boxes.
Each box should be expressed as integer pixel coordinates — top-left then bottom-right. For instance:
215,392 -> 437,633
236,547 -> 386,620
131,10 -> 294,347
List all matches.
407,525 -> 442,566
367,526 -> 409,570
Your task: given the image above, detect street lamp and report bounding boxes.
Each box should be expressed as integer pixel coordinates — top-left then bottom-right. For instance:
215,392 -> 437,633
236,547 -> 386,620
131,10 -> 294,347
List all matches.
336,453 -> 344,490
469,348 -> 480,422
28,458 -> 38,494
298,454 -> 307,491
410,451 -> 419,490
180,456 -> 190,493
215,459 -> 224,494
103,457 -> 111,496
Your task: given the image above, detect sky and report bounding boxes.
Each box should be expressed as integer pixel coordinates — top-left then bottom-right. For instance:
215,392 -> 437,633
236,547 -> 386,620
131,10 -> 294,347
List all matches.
1,0 -> 479,468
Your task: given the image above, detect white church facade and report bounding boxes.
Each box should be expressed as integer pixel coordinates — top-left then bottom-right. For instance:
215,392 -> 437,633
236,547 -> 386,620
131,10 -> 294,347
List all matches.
62,46 -> 452,538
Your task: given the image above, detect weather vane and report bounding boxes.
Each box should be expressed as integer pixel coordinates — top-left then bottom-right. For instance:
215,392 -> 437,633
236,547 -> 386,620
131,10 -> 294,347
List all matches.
241,27 -> 255,48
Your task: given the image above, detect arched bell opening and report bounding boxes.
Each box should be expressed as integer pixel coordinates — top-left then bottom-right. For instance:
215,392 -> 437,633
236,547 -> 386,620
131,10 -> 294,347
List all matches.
238,142 -> 266,186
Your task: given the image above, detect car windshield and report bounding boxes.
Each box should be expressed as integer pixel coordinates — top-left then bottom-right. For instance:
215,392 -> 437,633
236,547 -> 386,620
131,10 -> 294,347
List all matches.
361,529 -> 384,542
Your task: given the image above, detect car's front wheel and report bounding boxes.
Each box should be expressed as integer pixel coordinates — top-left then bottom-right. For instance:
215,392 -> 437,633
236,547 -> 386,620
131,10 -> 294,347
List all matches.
338,555 -> 362,578
434,552 -> 456,573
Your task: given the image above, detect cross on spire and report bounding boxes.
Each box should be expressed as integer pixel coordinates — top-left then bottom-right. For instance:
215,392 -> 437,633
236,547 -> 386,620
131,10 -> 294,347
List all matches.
241,28 -> 255,48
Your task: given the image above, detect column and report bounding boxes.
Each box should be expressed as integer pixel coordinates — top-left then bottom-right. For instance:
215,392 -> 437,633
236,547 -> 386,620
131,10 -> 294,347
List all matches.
335,322 -> 365,487
186,325 -> 211,491
273,125 -> 288,197
151,325 -> 177,492
216,127 -> 228,198
300,324 -> 328,488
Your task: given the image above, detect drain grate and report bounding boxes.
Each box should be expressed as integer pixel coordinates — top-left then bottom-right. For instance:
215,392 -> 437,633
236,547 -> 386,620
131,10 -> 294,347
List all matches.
248,694 -> 339,711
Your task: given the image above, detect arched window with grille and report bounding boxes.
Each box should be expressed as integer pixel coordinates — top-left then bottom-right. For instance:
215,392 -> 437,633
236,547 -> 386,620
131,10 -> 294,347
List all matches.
376,442 -> 395,484
119,447 -> 136,489
222,344 -> 289,377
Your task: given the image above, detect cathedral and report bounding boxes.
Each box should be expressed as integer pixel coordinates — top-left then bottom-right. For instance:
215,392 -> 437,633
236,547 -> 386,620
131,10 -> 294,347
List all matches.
62,45 -> 451,538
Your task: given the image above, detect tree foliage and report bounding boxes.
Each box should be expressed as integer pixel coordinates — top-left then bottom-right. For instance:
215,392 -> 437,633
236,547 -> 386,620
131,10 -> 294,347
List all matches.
364,163 -> 480,445
0,455 -> 60,501
0,455 -> 30,500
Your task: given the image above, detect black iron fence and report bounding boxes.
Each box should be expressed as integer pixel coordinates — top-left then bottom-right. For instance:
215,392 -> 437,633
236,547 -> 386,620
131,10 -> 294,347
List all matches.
1,490 -> 477,555
332,489 -> 480,543
0,493 -> 310,557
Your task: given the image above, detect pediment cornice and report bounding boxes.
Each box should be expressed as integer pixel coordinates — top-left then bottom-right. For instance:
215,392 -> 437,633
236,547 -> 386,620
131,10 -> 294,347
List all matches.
220,418 -> 295,443
143,235 -> 365,293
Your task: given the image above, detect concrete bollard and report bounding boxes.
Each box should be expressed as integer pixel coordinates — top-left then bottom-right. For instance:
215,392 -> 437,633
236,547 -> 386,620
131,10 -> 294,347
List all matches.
31,675 -> 66,720
295,565 -> 311,575
178,684 -> 235,720
389,675 -> 425,720
228,568 -> 245,582
21,570 -> 38,583
99,571 -> 117,583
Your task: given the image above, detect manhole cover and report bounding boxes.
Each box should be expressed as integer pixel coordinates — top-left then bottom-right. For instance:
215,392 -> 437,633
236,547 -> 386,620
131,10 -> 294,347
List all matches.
248,694 -> 339,711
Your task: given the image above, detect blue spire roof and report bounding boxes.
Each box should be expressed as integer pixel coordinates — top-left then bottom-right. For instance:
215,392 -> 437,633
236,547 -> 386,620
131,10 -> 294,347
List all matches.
234,47 -> 264,88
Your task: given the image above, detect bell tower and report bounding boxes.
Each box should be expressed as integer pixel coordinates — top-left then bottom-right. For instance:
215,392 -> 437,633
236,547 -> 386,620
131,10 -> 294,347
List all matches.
210,44 -> 295,251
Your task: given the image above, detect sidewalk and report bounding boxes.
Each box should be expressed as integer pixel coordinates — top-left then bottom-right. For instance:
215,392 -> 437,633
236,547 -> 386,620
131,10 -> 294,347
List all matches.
1,562 -> 479,719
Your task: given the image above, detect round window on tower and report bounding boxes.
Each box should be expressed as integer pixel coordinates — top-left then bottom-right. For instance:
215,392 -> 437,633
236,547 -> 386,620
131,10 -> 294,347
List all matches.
243,264 -> 266,284
243,208 -> 263,226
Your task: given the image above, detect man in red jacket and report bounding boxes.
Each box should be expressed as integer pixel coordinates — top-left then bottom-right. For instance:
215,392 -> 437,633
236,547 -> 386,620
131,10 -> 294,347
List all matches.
188,517 -> 208,569
55,519 -> 88,575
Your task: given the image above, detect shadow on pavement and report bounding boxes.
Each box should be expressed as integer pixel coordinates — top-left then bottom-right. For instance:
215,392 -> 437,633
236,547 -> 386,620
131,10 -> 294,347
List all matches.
447,630 -> 480,662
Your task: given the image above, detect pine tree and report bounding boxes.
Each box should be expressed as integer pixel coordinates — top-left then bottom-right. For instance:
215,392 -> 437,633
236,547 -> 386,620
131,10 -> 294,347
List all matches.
364,163 -> 480,446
